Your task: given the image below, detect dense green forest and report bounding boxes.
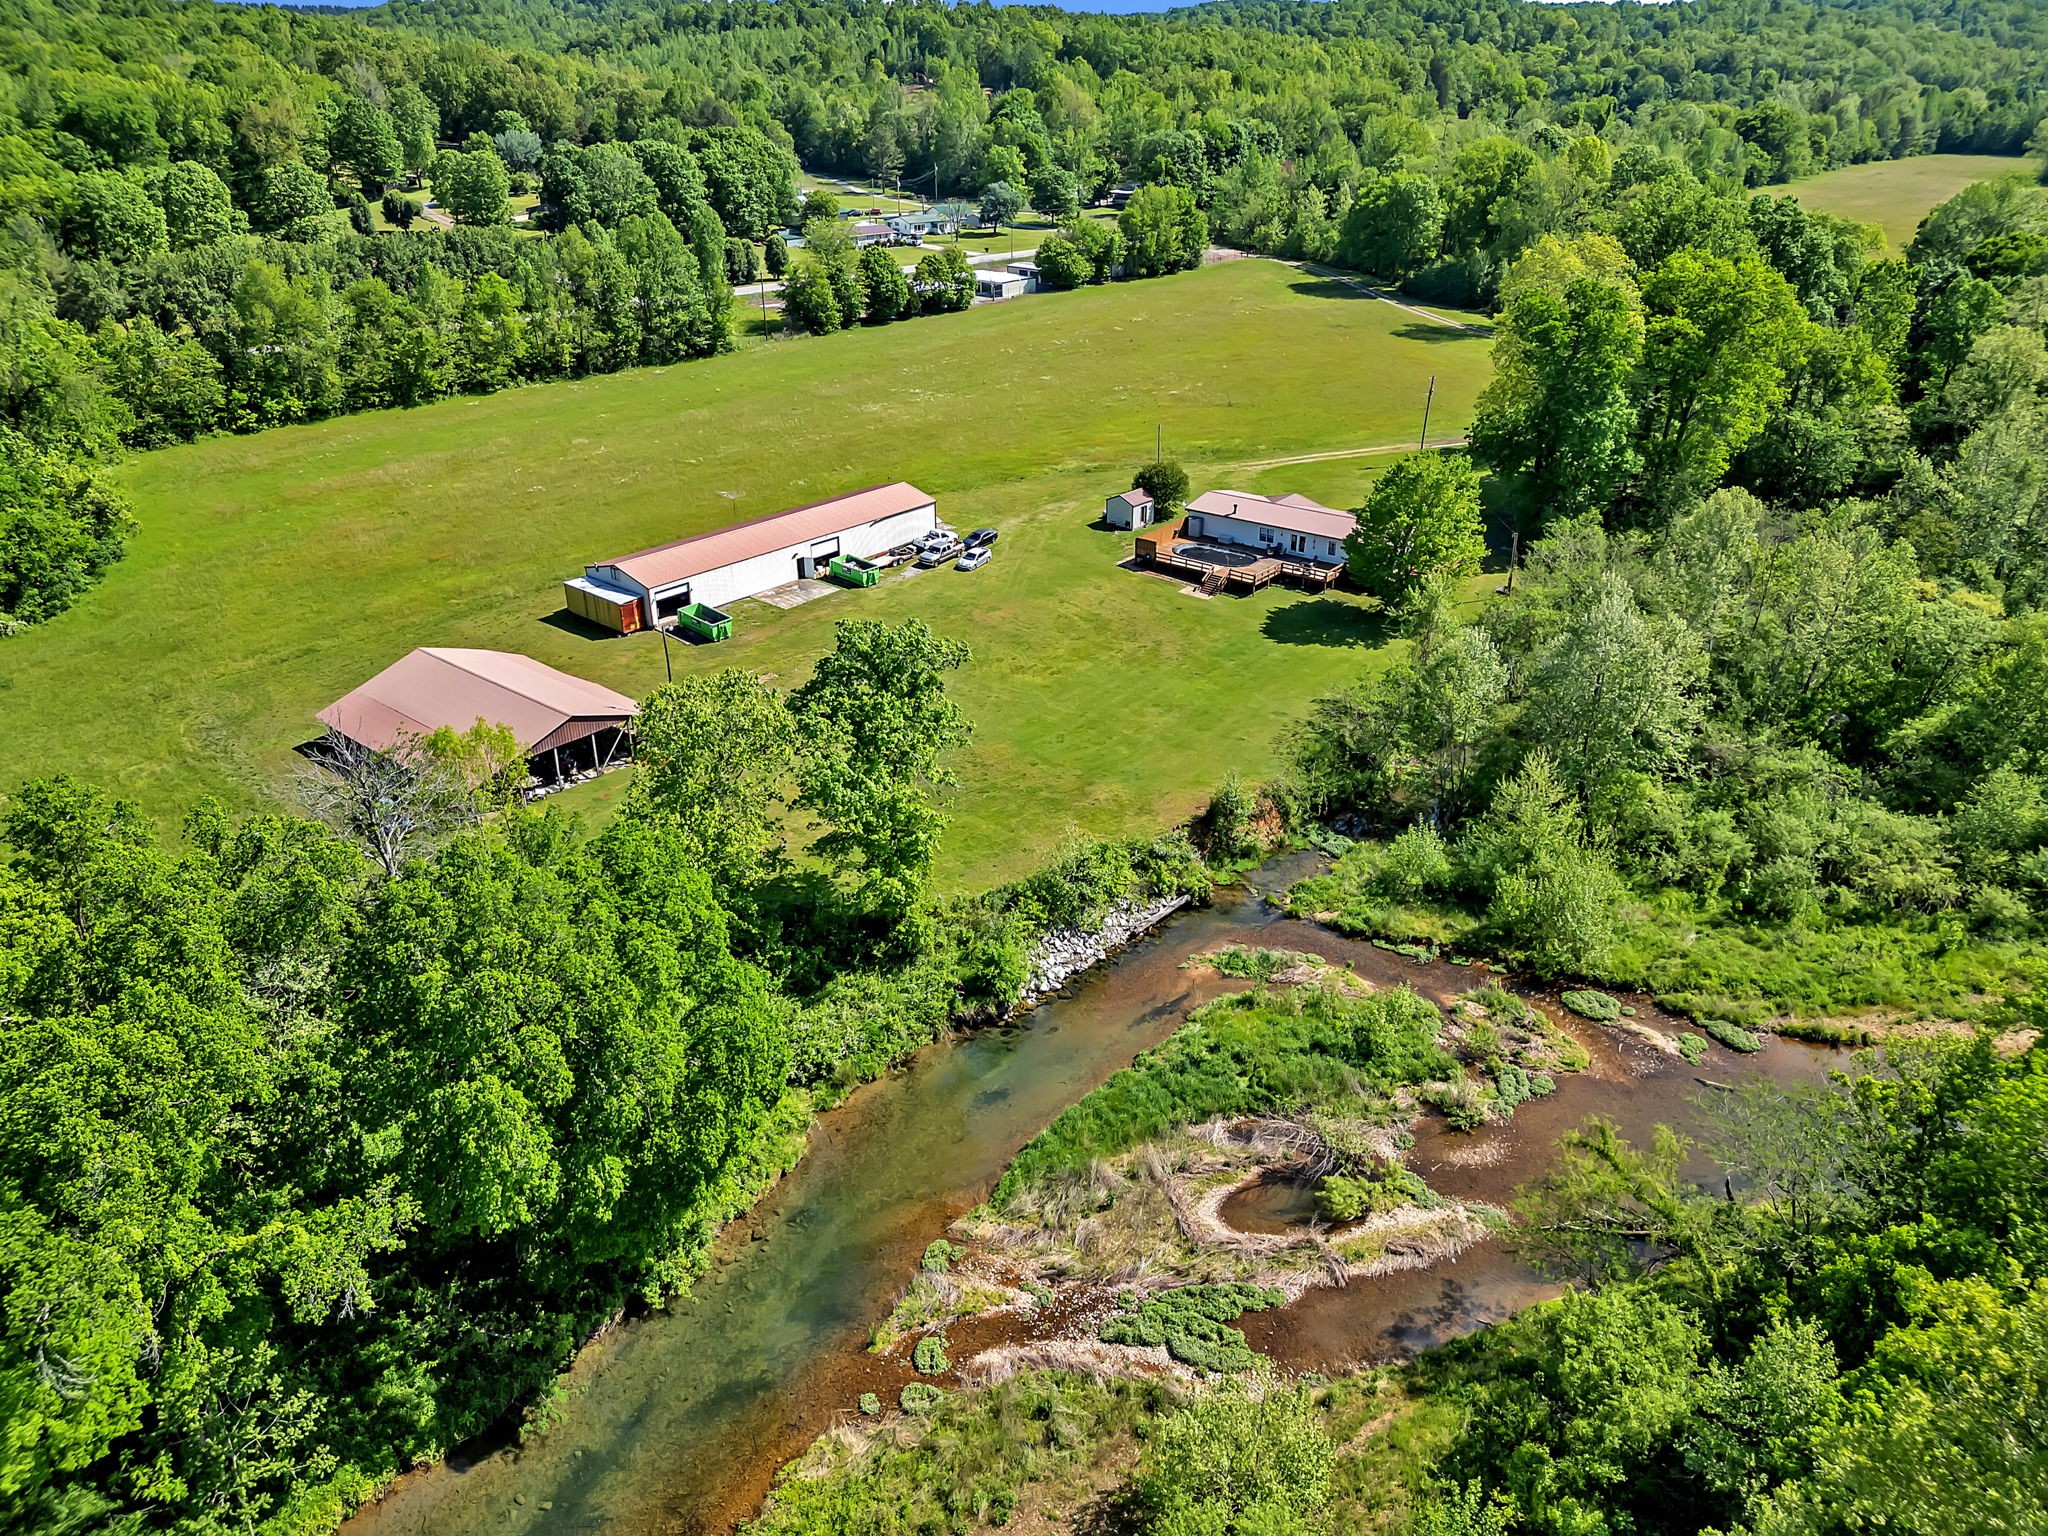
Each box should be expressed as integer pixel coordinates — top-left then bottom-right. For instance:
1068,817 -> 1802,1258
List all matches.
5,0 -> 2048,625
0,614 -> 1210,1535
1283,167 -> 2048,1025
4,1 -> 2048,1533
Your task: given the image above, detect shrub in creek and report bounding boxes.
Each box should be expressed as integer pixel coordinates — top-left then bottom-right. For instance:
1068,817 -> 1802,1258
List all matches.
913,1334 -> 951,1375
1098,1284 -> 1285,1373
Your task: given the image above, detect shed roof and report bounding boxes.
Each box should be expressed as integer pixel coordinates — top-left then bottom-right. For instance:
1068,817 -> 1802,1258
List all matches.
1114,487 -> 1153,504
600,482 -> 935,593
1187,489 -> 1356,542
318,648 -> 637,758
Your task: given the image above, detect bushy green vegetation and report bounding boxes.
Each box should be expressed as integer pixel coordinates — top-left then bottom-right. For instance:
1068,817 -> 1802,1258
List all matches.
1317,1164 -> 1440,1222
1198,945 -> 1327,981
1402,1030 -> 2048,1535
897,1382 -> 944,1416
992,984 -> 1455,1205
1561,989 -> 1623,1021
1097,1284 -> 1286,1374
0,774 -> 799,1536
751,1373 -> 1163,1536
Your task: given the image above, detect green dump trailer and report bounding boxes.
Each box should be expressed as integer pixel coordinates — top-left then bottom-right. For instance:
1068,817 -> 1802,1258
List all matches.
829,554 -> 880,587
674,602 -> 732,642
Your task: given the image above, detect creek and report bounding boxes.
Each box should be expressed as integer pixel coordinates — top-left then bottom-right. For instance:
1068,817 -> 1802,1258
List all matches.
347,865 -> 1833,1536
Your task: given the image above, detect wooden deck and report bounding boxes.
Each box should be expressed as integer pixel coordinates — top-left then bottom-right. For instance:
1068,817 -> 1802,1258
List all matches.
1135,525 -> 1345,594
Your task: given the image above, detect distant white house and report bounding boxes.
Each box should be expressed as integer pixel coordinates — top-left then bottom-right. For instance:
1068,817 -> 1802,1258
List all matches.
975,269 -> 1030,301
886,209 -> 960,240
1104,488 -> 1155,529
851,221 -> 896,247
1184,490 -> 1355,564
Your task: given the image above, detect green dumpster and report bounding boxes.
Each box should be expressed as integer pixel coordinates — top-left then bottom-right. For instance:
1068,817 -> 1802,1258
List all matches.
674,602 -> 732,642
829,554 -> 880,587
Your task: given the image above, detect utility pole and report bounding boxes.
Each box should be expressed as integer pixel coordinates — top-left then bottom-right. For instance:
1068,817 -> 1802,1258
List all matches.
1156,423 -> 1162,463
1418,374 -> 1436,451
658,623 -> 673,682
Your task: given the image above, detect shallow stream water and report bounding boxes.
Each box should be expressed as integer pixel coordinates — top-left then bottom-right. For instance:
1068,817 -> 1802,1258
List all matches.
347,869 -> 1833,1536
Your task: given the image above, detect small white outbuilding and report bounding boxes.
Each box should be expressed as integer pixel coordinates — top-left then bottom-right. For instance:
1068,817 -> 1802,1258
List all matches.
1104,488 -> 1156,529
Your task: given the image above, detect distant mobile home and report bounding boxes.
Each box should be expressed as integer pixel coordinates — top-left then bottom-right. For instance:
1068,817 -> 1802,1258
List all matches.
1184,490 -> 1355,564
573,482 -> 939,631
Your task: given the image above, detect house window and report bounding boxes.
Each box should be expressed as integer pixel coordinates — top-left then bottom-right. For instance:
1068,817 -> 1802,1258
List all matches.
1288,533 -> 1307,553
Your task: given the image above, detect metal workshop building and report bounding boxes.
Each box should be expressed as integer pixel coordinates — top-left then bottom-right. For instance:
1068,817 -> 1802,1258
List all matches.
572,482 -> 939,632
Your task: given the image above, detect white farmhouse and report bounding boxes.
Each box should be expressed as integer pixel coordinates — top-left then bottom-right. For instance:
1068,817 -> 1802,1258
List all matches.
1183,490 -> 1355,565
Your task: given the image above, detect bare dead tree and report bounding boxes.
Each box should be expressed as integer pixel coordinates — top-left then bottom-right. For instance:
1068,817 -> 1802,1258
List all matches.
297,730 -> 480,877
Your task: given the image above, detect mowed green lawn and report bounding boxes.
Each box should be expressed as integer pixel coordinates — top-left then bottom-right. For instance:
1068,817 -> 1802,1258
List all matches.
1788,153 -> 2033,250
0,258 -> 1492,888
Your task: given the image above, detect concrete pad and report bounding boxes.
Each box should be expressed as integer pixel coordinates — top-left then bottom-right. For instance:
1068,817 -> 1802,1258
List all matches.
752,578 -> 837,610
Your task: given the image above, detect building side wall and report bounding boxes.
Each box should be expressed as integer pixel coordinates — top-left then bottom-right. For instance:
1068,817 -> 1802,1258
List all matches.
664,504 -> 938,610
1191,514 -> 1345,561
585,563 -> 651,605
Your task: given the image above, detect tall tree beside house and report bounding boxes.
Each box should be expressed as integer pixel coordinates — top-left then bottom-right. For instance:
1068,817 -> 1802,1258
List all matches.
1344,450 -> 1487,607
978,180 -> 1023,230
1131,457 -> 1191,517
1118,183 -> 1207,277
913,246 -> 975,314
432,147 -> 511,226
329,96 -> 404,195
859,246 -> 913,322
1470,273 -> 1646,526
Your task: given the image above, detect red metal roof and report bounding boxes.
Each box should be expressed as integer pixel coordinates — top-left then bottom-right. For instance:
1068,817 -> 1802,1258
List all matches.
599,482 -> 935,593
1186,489 -> 1356,542
318,648 -> 637,757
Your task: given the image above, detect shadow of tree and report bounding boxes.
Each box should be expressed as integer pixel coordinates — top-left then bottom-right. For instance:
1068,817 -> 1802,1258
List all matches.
1261,596 -> 1391,649
1394,320 -> 1495,342
1286,276 -> 1374,302
1070,1484 -> 1148,1536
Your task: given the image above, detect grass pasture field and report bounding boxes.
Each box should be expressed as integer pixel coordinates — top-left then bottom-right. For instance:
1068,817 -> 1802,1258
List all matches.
0,258 -> 1492,888
1787,152 -> 2034,249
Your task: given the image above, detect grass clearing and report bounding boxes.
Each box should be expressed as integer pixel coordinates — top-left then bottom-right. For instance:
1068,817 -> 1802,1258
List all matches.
1787,153 -> 2033,250
0,258 -> 1491,888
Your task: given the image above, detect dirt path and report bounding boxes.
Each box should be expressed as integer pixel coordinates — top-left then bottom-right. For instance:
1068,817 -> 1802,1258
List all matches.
1239,437 -> 1470,471
1290,261 -> 1493,336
